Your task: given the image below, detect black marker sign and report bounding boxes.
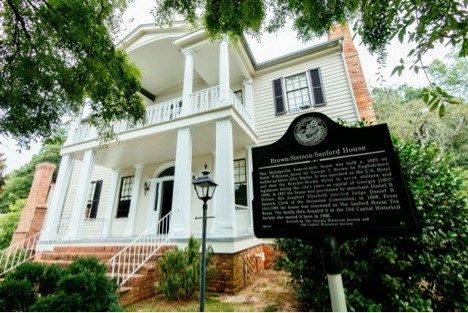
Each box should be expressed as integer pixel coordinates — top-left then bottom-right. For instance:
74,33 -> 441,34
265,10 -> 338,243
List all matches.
251,112 -> 419,240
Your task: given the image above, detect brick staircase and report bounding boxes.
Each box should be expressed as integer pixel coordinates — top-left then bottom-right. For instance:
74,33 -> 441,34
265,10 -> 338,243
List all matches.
35,245 -> 175,306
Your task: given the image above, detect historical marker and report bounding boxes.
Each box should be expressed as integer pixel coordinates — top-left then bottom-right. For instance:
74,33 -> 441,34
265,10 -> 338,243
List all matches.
251,112 -> 419,240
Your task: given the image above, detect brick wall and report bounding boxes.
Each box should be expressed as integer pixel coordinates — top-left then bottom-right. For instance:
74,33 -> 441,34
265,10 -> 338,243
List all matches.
328,24 -> 376,123
10,162 -> 56,246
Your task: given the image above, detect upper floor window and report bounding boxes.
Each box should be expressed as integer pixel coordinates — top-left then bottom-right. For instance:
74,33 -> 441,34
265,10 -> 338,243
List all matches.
85,180 -> 102,219
116,176 -> 134,218
272,68 -> 326,116
234,159 -> 247,206
285,73 -> 311,112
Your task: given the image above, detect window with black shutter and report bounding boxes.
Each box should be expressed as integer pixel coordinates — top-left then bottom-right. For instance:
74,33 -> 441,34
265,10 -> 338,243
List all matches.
116,176 -> 134,218
272,78 -> 286,115
85,180 -> 102,219
234,159 -> 248,206
309,69 -> 326,106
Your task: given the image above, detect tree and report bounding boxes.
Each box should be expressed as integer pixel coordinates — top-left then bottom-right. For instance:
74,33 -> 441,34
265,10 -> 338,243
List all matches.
0,153 -> 5,191
275,138 -> 467,311
0,132 -> 64,214
372,85 -> 467,166
0,0 -> 146,147
153,0 -> 467,115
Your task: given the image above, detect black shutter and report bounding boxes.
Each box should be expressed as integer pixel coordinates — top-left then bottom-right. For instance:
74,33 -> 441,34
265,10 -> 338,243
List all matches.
89,180 -> 102,218
272,78 -> 286,115
309,69 -> 326,106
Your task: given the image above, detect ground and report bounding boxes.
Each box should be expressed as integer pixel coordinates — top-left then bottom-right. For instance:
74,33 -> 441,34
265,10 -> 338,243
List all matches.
126,269 -> 298,312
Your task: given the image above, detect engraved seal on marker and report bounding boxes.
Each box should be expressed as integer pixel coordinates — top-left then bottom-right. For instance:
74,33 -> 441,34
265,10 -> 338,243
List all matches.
294,116 -> 327,146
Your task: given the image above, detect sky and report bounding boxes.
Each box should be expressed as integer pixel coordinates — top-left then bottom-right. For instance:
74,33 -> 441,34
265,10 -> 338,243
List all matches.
1,1 -> 452,174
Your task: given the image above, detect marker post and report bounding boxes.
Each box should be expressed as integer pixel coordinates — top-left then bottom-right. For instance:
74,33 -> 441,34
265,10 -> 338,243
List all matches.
322,234 -> 347,312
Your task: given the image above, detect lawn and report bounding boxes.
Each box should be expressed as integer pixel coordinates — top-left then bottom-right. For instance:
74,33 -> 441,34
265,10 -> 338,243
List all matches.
126,270 -> 298,312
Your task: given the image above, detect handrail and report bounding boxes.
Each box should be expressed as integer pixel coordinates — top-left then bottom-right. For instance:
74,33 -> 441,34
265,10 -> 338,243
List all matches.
0,220 -> 67,276
109,211 -> 173,286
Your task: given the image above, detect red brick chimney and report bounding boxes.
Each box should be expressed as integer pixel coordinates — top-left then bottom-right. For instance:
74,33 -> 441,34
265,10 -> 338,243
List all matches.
10,162 -> 56,246
328,24 -> 376,123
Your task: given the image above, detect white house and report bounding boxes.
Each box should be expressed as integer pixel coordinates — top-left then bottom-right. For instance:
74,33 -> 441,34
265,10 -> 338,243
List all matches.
6,22 -> 374,303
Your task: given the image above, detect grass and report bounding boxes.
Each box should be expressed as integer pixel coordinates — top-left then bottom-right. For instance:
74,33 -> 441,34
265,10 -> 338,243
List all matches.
126,294 -> 238,312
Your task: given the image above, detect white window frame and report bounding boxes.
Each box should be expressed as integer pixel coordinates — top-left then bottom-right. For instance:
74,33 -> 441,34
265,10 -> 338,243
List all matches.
282,71 -> 314,113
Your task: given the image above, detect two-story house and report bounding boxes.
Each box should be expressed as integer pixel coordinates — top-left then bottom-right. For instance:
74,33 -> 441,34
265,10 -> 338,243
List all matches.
5,21 -> 374,305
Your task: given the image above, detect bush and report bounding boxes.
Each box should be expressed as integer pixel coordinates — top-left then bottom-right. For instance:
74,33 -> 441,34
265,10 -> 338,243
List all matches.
276,139 -> 467,311
157,237 -> 213,300
0,198 -> 25,249
0,257 -> 121,312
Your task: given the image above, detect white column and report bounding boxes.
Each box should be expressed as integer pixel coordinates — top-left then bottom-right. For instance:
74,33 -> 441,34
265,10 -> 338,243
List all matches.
39,154 -> 74,243
211,118 -> 237,237
219,36 -> 230,104
182,49 -> 194,115
123,164 -> 145,237
64,149 -> 95,240
101,168 -> 121,237
170,127 -> 193,238
65,114 -> 82,145
243,78 -> 254,119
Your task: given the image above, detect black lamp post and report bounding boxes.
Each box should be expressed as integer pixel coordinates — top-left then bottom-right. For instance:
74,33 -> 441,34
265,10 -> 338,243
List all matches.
192,164 -> 217,312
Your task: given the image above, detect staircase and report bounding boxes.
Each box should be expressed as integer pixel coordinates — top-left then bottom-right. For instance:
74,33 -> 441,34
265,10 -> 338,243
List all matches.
0,221 -> 66,277
35,212 -> 174,306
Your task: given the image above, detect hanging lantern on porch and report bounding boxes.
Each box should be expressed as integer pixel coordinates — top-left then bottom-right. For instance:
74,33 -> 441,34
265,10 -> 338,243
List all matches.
192,164 -> 217,202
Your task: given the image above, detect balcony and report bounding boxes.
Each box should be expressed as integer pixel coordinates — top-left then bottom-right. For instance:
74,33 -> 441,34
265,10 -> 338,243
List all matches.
71,86 -> 254,145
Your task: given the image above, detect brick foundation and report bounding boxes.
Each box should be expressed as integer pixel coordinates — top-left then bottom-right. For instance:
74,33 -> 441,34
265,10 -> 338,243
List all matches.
10,163 -> 56,246
328,24 -> 376,123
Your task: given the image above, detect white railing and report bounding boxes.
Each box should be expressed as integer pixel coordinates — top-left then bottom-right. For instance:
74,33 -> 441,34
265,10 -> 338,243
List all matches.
230,90 -> 253,126
0,221 -> 67,276
109,211 -> 172,286
235,205 -> 253,235
191,85 -> 220,112
72,85 -> 254,144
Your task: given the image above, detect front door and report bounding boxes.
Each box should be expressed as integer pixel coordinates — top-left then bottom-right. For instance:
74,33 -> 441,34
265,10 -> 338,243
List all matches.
158,180 -> 173,234
146,166 -> 175,234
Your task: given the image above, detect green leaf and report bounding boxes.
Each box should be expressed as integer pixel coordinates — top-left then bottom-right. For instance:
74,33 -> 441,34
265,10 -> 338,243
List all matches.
438,104 -> 446,117
398,27 -> 406,43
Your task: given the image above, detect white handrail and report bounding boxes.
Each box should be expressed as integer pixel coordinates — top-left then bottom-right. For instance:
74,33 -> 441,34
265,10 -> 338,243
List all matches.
0,220 -> 67,276
109,211 -> 173,286
191,85 -> 220,112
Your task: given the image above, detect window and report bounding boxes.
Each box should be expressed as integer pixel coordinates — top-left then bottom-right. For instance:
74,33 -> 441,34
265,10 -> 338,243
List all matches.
285,73 -> 311,112
234,90 -> 243,105
272,68 -> 326,115
116,176 -> 134,218
234,159 -> 247,206
85,180 -> 102,219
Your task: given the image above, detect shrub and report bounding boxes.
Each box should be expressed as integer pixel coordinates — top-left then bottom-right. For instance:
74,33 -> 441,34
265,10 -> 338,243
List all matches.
0,198 -> 25,249
0,257 -> 121,312
157,237 -> 213,300
276,139 -> 467,311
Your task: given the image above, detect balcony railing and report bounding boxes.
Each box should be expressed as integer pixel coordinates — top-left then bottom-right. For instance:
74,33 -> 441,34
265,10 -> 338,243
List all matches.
71,85 -> 254,144
235,205 -> 253,235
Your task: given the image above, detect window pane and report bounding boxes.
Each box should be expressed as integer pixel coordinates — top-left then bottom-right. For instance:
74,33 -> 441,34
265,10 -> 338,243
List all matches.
285,73 -> 311,112
116,176 -> 134,218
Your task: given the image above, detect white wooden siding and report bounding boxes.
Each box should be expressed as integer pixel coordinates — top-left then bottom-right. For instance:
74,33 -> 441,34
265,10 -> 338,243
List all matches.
252,50 -> 358,144
58,162 -> 112,238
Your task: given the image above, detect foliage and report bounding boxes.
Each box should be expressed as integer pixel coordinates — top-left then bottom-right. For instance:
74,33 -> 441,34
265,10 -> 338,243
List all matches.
275,138 -> 467,311
0,153 -> 5,191
0,133 -> 64,214
427,50 -> 468,102
0,257 -> 121,312
0,198 -> 26,249
0,0 -> 146,147
157,237 -> 213,300
372,85 -> 467,166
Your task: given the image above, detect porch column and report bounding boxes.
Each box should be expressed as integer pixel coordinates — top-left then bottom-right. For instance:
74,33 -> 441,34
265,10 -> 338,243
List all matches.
219,35 -> 230,105
64,114 -> 82,145
182,49 -> 194,115
211,118 -> 237,237
64,149 -> 95,240
246,145 -> 254,232
40,154 -> 75,242
243,78 -> 254,118
170,127 -> 193,238
123,164 -> 144,237
101,168 -> 121,237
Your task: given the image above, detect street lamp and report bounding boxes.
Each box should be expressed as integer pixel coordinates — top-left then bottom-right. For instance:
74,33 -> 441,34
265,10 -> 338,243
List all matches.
192,164 -> 217,312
